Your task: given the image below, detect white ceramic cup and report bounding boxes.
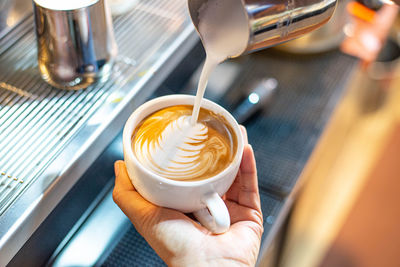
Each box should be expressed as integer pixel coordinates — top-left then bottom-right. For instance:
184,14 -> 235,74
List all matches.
123,94 -> 244,234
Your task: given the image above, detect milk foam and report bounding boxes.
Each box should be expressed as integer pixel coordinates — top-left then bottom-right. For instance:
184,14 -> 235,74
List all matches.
34,0 -> 99,10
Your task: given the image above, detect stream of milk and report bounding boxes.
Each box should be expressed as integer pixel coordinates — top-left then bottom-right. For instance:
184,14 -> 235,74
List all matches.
190,0 -> 249,125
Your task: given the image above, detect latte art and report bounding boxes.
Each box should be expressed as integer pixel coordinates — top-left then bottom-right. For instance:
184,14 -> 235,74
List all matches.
136,115 -> 208,178
132,105 -> 236,181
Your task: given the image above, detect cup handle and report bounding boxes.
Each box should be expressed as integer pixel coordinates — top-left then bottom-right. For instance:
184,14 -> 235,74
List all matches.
193,192 -> 230,234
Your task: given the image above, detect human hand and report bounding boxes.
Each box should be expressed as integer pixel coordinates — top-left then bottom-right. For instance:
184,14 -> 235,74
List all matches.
113,126 -> 263,267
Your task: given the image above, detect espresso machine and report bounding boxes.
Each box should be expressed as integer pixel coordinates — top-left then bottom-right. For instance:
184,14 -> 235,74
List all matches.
2,0 -> 395,265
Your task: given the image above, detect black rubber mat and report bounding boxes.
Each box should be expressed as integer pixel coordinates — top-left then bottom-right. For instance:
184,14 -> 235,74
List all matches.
259,191 -> 283,237
100,226 -> 166,267
100,190 -> 282,267
239,51 -> 357,196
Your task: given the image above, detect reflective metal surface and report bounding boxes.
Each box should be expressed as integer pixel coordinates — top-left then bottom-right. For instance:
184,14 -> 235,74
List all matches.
188,0 -> 337,55
33,0 -> 118,89
0,0 -> 198,264
277,0 -> 349,54
50,182 -> 130,267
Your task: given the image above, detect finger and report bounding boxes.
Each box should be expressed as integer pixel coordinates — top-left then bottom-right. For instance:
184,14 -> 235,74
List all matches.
225,172 -> 240,203
114,160 -> 135,191
229,219 -> 264,241
225,143 -> 258,205
225,200 -> 263,226
238,145 -> 262,212
240,125 -> 248,145
113,161 -> 159,226
225,126 -> 249,202
240,145 -> 256,175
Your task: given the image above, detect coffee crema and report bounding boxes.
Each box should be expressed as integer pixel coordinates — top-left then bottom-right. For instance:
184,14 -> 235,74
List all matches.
132,105 -> 237,181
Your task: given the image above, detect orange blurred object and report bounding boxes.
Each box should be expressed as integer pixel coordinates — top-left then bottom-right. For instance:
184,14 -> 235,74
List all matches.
341,3 -> 399,64
347,1 -> 376,22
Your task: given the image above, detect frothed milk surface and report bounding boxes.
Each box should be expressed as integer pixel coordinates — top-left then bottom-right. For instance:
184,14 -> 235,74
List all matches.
133,106 -> 237,181
34,0 -> 99,10
191,0 -> 249,124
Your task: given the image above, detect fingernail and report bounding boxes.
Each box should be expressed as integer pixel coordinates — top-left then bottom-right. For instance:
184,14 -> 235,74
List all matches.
114,161 -> 121,177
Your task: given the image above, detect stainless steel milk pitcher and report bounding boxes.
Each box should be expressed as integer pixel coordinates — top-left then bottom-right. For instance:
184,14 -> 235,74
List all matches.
188,0 -> 337,55
33,0 -> 118,90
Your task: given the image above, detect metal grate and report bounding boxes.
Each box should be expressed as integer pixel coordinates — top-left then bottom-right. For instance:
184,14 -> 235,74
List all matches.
0,0 -> 191,215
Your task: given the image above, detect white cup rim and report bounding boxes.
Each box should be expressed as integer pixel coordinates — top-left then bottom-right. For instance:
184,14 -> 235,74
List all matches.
123,94 -> 244,187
